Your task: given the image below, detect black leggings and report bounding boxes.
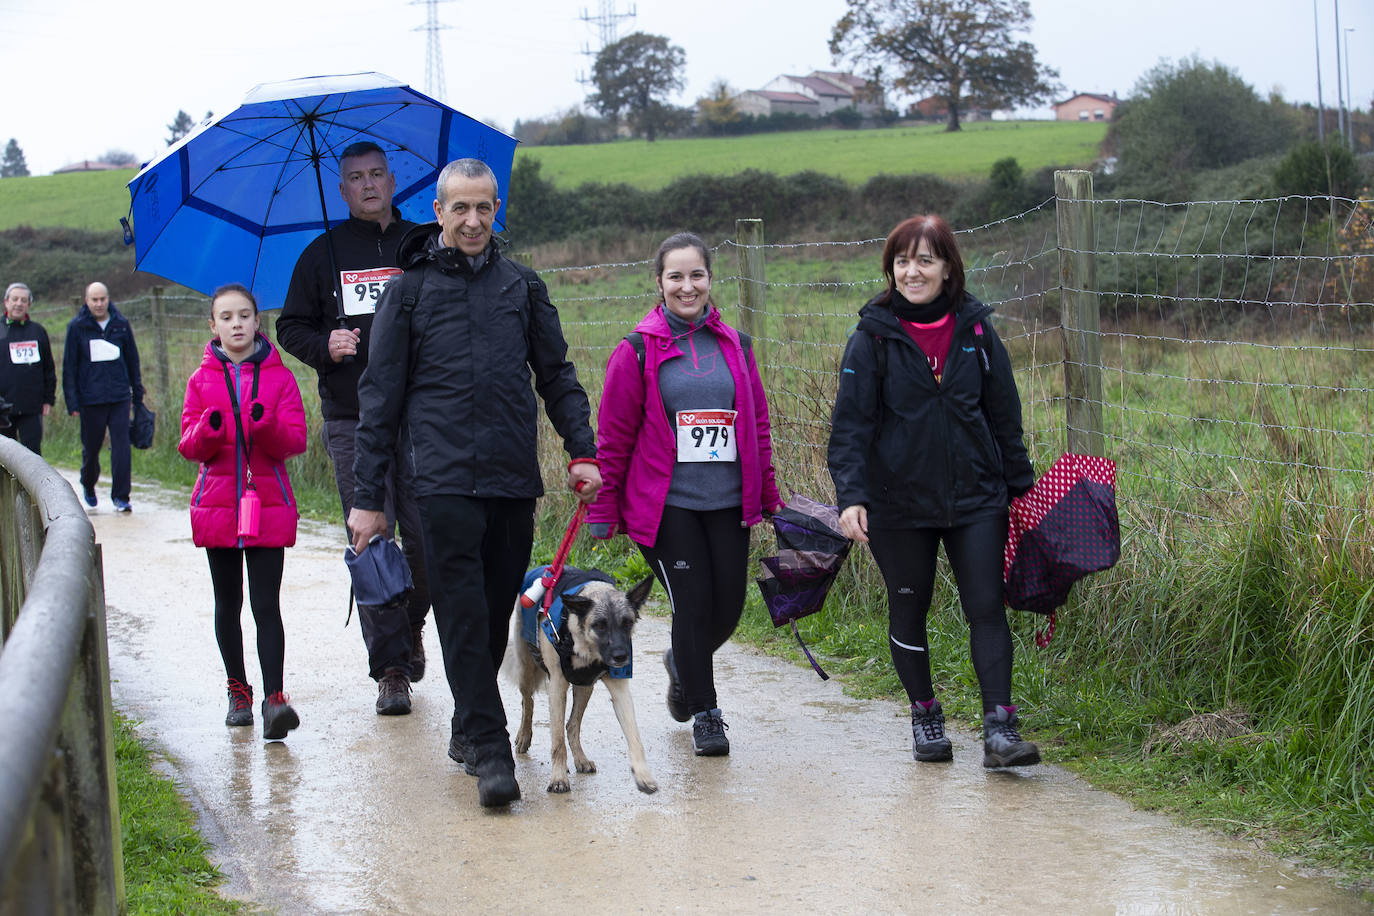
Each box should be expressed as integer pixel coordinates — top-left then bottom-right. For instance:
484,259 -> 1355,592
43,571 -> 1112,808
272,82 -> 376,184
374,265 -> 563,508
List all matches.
206,547 -> 286,696
639,506 -> 750,715
867,516 -> 1012,714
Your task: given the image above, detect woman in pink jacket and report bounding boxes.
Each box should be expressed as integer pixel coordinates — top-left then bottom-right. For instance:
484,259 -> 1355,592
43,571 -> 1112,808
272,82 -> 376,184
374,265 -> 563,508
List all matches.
589,232 -> 783,757
179,283 -> 308,740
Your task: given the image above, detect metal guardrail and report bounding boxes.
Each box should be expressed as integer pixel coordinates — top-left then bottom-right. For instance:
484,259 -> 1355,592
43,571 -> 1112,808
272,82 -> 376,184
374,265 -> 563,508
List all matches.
0,436 -> 124,915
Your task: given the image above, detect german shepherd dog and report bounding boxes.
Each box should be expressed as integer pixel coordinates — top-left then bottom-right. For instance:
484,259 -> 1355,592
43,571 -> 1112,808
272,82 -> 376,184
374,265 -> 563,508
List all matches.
510,570 -> 657,794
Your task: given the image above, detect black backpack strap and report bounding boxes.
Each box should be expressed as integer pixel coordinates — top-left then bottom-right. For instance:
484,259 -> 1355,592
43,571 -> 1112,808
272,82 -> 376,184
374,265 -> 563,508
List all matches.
397,267 -> 425,313
625,331 -> 647,373
974,321 -> 990,373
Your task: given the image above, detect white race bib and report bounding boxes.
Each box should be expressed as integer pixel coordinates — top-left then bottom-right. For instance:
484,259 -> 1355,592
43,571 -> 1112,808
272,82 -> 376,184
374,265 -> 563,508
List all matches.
8,340 -> 39,364
339,267 -> 403,316
675,409 -> 738,463
89,339 -> 121,362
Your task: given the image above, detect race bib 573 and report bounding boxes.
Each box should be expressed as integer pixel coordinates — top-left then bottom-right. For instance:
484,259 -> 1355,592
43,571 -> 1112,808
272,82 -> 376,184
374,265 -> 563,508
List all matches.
8,340 -> 39,364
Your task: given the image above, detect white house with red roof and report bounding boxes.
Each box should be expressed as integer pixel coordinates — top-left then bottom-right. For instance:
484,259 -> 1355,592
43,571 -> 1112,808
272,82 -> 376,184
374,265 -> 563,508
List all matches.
734,71 -> 884,118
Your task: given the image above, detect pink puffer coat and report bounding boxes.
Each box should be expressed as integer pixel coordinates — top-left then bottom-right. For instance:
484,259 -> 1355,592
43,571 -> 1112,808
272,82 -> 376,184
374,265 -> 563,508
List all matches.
178,335 -> 307,548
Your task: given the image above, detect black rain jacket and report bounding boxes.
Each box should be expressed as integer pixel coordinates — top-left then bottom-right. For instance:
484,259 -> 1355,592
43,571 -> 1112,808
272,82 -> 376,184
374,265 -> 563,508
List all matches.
353,224 -> 596,508
277,211 -> 416,421
827,291 -> 1034,529
0,318 -> 57,416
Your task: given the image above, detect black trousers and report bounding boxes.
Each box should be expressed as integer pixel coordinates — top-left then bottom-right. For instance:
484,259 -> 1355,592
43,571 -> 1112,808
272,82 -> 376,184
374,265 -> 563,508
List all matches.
78,400 -> 131,501
206,546 -> 286,696
867,515 -> 1013,714
417,494 -> 534,765
639,505 -> 750,715
322,417 -> 431,678
1,413 -> 43,455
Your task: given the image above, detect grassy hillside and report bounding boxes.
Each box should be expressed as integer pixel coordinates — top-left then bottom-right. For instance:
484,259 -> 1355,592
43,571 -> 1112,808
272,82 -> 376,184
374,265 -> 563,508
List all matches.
0,121 -> 1104,233
525,120 -> 1107,189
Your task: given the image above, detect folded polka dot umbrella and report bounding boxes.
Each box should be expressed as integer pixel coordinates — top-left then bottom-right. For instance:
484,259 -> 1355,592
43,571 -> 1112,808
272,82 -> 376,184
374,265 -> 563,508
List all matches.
1003,453 -> 1121,646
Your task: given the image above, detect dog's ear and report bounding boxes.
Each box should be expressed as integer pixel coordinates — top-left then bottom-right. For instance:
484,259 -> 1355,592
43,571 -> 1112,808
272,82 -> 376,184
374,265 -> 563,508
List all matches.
561,592 -> 594,618
626,575 -> 655,611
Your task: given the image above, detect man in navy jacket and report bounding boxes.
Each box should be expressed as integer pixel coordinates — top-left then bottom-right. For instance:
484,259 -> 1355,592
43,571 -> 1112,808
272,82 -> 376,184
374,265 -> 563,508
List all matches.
63,281 -> 144,511
1,283 -> 57,454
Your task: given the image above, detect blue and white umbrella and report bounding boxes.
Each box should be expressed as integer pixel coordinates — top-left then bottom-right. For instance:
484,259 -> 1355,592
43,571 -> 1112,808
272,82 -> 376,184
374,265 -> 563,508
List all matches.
125,72 -> 517,310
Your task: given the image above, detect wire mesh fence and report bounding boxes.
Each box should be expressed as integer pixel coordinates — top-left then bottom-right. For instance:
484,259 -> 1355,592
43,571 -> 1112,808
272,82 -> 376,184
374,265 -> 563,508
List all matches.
25,174 -> 1374,549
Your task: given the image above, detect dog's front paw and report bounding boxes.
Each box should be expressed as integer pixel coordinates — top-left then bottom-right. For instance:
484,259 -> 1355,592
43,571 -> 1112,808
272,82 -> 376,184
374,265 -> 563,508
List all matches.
513,731 -> 531,755
574,757 -> 597,774
635,775 -> 659,794
546,777 -> 571,793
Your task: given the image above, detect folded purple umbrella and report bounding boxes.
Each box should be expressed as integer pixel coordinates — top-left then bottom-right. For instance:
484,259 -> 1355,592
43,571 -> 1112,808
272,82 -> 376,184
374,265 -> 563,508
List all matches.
757,494 -> 852,679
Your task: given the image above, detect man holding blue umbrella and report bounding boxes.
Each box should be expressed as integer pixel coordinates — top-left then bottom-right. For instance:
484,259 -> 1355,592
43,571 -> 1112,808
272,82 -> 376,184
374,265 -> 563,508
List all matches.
278,141 -> 431,718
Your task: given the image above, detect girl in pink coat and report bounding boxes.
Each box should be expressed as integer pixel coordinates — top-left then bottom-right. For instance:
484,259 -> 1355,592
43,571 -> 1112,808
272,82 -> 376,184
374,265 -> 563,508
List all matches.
179,283 -> 307,739
589,232 -> 783,757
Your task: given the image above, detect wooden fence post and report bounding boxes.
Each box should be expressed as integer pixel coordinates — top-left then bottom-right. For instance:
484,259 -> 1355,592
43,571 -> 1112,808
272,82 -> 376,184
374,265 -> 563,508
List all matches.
734,219 -> 766,370
149,287 -> 172,436
1054,170 -> 1105,457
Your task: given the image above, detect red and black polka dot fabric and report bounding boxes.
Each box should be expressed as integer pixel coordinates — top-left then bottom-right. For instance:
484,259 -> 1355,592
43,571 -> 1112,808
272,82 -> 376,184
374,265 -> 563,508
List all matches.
1004,453 -> 1120,615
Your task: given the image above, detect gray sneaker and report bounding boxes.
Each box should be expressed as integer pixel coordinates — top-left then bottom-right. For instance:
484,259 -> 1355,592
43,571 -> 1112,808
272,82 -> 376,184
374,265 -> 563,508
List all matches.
982,706 -> 1041,768
911,700 -> 953,762
692,708 -> 730,756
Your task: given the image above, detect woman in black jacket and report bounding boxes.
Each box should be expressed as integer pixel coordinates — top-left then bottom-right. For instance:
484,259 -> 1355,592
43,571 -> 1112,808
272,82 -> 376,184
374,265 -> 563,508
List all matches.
827,214 -> 1040,768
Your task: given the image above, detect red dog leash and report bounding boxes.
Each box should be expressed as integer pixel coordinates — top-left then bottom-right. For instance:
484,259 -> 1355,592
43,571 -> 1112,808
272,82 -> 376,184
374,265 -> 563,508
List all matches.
518,483 -> 588,635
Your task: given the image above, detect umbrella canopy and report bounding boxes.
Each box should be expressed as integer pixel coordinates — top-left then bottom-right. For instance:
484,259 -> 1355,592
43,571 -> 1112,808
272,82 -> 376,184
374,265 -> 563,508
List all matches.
1004,452 -> 1120,629
756,494 -> 852,679
125,72 -> 518,309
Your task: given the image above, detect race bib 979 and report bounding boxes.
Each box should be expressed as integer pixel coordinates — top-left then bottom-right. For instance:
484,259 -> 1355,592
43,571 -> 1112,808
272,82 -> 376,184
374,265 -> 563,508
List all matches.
675,409 -> 738,463
340,267 -> 403,316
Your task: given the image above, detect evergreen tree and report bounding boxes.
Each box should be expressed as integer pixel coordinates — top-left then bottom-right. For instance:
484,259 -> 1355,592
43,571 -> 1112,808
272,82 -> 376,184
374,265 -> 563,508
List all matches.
1,139 -> 30,178
167,110 -> 195,145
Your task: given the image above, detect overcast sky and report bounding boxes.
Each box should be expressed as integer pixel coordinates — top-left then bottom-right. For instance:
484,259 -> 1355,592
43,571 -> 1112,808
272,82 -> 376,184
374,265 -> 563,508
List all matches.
3,0 -> 1369,177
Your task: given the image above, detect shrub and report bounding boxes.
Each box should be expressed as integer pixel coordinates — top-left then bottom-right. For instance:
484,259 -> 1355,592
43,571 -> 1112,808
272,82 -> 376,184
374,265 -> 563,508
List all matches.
1272,140 -> 1362,198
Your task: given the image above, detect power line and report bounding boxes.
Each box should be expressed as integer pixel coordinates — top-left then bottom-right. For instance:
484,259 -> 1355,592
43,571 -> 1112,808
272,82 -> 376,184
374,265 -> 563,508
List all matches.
576,1 -> 636,86
412,0 -> 453,102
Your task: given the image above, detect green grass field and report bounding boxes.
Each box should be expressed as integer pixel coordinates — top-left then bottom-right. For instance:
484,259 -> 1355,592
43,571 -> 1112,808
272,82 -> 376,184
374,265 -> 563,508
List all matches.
524,120 -> 1107,189
0,121 -> 1105,233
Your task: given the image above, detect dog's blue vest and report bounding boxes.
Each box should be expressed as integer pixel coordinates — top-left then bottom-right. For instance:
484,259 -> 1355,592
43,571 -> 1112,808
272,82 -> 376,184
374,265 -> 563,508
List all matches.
519,566 -> 632,683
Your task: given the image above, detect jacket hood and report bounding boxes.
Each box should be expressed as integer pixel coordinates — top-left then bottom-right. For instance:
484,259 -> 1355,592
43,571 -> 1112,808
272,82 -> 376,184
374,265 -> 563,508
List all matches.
396,221 -> 502,272
199,333 -> 282,371
857,289 -> 992,338
75,303 -> 127,325
632,302 -> 725,340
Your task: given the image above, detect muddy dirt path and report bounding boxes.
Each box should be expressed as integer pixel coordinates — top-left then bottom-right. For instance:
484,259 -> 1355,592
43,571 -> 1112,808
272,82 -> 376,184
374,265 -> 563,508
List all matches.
83,472 -> 1369,914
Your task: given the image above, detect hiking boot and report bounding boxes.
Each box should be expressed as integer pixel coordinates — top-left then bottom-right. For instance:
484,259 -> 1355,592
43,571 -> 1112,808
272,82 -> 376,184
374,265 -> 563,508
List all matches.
982,705 -> 1041,768
448,720 -> 477,776
225,679 -> 254,727
475,753 -> 520,807
911,700 -> 953,762
376,668 -> 412,716
261,692 -> 300,740
663,649 -> 690,723
692,708 -> 730,757
82,487 -> 97,508
111,497 -> 132,513
409,622 -> 426,683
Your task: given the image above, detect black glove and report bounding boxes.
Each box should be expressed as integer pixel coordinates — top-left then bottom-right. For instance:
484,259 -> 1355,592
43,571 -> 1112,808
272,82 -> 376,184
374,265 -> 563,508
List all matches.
250,402 -> 264,422
207,409 -> 222,431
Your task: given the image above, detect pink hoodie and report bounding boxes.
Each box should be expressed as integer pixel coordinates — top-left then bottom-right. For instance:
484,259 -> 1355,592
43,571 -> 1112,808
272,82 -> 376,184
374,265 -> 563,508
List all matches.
588,306 -> 783,547
178,336 -> 307,549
